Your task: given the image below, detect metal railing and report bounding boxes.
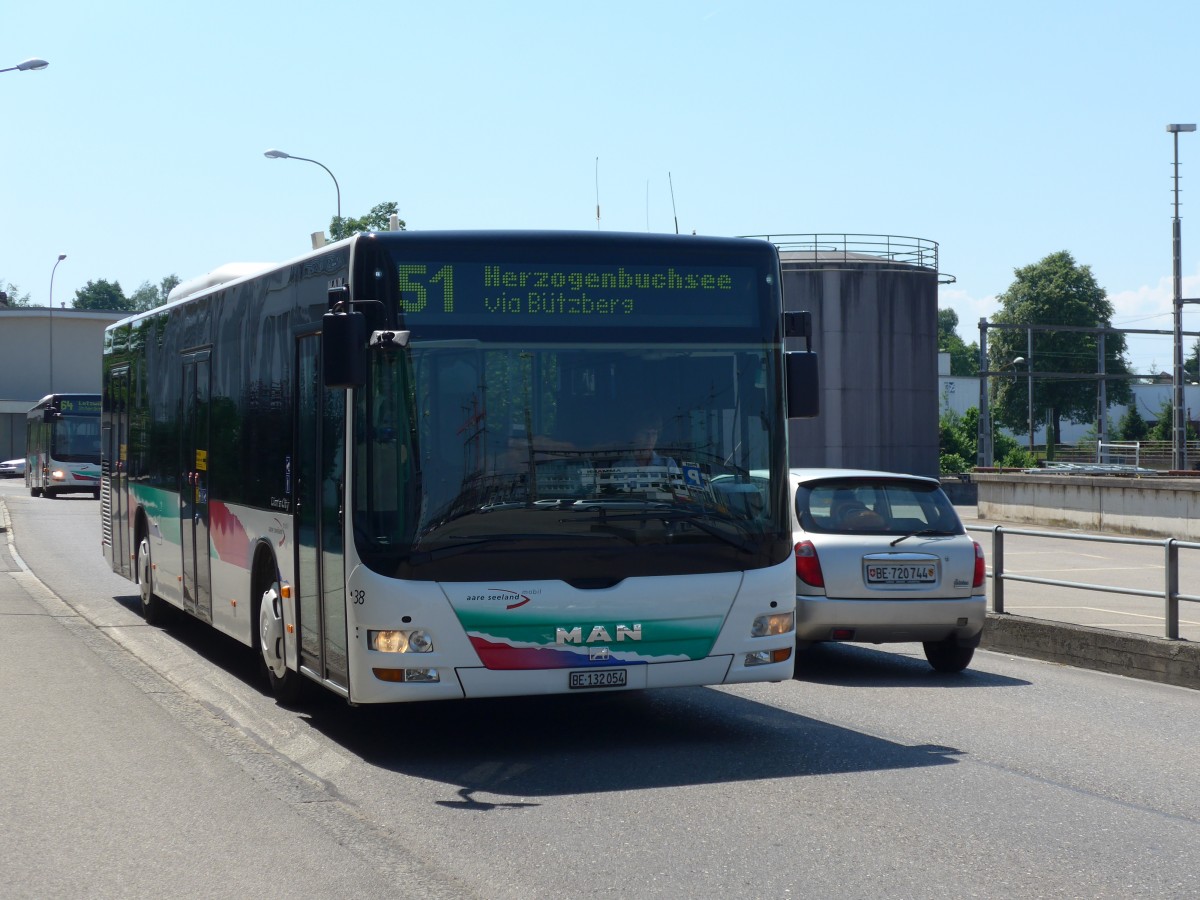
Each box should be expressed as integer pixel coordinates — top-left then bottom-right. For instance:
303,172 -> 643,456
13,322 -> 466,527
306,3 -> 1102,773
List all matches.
744,233 -> 940,271
966,523 -> 1200,639
1049,439 -> 1200,471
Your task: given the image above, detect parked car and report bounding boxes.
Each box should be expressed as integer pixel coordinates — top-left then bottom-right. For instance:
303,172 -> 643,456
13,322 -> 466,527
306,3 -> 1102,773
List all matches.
788,468 -> 986,672
0,458 -> 25,478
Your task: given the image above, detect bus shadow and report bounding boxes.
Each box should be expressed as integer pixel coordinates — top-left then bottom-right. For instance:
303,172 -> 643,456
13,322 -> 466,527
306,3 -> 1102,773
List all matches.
297,685 -> 965,800
145,612 -> 978,801
793,643 -> 1030,689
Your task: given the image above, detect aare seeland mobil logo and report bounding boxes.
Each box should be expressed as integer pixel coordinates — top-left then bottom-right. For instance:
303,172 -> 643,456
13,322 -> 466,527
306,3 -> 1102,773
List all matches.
463,588 -> 540,609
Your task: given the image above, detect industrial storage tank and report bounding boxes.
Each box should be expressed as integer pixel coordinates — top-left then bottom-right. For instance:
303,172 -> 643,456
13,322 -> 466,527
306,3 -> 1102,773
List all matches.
750,234 -> 947,478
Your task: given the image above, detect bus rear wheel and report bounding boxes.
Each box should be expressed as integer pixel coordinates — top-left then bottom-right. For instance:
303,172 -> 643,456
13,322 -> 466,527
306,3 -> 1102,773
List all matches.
137,536 -> 168,625
258,582 -> 304,705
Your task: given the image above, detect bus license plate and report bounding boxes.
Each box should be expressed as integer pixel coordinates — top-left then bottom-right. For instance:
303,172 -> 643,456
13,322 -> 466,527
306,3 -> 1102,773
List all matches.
569,669 -> 627,690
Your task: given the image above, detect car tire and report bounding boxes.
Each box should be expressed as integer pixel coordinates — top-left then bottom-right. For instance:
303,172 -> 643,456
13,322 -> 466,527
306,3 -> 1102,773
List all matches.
923,639 -> 975,673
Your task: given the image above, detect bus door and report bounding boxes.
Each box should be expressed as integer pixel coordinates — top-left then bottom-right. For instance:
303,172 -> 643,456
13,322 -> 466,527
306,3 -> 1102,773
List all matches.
106,369 -> 132,579
295,334 -> 349,690
181,351 -> 213,623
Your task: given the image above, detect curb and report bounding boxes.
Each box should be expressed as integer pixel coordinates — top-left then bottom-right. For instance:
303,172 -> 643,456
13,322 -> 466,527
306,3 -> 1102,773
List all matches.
982,611 -> 1200,690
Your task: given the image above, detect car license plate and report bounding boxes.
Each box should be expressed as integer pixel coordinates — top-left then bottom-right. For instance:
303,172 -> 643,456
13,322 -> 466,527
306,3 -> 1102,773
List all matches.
569,668 -> 628,689
865,563 -> 937,584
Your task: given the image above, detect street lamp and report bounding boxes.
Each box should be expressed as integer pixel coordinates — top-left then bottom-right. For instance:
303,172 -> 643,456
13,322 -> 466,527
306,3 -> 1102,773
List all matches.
263,149 -> 342,240
1168,123 -> 1196,471
1013,355 -> 1035,454
0,58 -> 49,74
49,253 -> 66,393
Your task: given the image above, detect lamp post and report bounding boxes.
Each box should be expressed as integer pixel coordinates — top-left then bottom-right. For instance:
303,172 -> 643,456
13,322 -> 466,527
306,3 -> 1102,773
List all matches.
1010,353 -> 1034,454
263,149 -> 342,240
1168,123 -> 1196,471
0,58 -> 49,74
49,253 -> 66,393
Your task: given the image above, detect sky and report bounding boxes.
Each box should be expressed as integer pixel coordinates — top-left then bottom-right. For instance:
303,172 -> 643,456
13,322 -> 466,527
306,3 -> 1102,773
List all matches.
4,0 -> 1200,374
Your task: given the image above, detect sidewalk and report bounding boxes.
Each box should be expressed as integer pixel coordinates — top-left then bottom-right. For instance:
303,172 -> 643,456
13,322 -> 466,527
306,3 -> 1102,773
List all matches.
0,498 -> 413,899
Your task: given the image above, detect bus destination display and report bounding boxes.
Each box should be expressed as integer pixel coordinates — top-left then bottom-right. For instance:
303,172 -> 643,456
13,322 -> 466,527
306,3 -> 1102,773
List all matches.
390,261 -> 761,328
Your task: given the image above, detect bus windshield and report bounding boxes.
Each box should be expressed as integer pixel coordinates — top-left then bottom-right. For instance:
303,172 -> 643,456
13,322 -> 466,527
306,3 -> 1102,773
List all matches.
354,342 -> 786,582
52,415 -> 102,462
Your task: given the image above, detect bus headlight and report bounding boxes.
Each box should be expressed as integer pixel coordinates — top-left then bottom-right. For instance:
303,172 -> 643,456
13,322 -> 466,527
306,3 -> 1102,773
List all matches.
745,647 -> 792,666
368,629 -> 434,653
751,611 -> 794,637
50,469 -> 66,481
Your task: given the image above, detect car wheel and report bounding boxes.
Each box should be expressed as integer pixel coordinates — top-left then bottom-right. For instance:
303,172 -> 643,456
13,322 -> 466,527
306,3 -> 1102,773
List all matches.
137,537 -> 168,625
258,582 -> 304,705
923,639 -> 975,673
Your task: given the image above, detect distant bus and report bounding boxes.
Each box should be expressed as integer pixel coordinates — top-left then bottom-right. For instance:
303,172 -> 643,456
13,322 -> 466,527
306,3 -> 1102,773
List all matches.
26,394 -> 102,499
101,230 -> 818,705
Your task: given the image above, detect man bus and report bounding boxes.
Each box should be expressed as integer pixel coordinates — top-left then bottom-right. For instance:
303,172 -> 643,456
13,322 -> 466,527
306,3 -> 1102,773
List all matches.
101,230 -> 818,704
26,393 -> 102,499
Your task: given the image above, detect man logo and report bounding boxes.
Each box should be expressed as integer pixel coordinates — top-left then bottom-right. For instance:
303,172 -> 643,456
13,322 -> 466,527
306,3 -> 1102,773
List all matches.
556,624 -> 642,644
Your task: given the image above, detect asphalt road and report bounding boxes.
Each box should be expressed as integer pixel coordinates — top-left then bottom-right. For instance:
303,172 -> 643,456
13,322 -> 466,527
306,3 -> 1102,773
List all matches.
3,478 -> 1199,899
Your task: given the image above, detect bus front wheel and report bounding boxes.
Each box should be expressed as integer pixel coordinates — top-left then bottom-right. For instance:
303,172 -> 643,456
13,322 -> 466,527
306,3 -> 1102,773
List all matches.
258,582 -> 303,705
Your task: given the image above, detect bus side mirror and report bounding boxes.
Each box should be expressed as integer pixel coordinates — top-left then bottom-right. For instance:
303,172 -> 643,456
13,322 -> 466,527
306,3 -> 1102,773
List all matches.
43,406 -> 60,423
322,310 -> 367,388
786,351 -> 819,418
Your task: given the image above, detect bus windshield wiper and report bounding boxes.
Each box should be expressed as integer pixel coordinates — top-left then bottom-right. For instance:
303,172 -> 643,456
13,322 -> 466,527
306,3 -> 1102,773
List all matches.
566,508 -> 758,553
410,531 -> 605,562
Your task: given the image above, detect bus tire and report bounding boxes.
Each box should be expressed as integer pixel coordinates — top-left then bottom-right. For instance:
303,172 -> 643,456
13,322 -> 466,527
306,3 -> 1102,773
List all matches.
258,582 -> 303,705
137,536 -> 168,626
29,486 -> 40,497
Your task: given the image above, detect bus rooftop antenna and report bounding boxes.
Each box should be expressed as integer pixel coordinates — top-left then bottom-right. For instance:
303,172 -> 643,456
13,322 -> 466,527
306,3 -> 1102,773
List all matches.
595,157 -> 601,230
669,172 -> 679,235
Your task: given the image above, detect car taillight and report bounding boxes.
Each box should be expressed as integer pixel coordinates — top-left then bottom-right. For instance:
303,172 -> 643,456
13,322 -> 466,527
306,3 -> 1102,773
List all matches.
795,540 -> 824,587
972,541 -> 986,588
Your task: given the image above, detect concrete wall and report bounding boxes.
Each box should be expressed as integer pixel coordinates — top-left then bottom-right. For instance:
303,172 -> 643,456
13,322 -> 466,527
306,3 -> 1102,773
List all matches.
974,471 -> 1200,539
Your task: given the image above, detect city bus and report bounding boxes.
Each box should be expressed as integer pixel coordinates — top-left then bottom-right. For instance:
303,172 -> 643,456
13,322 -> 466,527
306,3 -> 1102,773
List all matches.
26,393 -> 102,499
101,230 -> 819,704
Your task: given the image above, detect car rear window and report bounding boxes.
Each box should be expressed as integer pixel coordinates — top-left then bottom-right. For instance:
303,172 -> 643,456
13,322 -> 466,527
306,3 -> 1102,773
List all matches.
797,479 -> 963,535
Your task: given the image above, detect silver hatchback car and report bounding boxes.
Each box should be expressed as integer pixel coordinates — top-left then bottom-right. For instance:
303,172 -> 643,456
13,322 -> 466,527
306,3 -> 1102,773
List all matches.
789,468 -> 986,672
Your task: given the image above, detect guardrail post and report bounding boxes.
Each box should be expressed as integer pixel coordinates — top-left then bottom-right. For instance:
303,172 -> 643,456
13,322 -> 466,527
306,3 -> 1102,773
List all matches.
992,526 -> 1005,614
1165,538 -> 1180,639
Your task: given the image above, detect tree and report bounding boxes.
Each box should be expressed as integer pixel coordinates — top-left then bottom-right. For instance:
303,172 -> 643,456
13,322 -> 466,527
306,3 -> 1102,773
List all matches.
330,201 -> 405,242
938,308 -> 980,376
1185,337 -> 1200,380
129,274 -> 182,312
72,279 -> 132,311
988,251 -> 1133,458
1147,398 -> 1197,442
0,278 -> 31,306
1115,403 -> 1149,442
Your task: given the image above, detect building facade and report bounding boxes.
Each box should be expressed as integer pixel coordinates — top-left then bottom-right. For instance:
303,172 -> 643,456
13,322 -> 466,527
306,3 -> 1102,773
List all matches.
0,307 -> 126,458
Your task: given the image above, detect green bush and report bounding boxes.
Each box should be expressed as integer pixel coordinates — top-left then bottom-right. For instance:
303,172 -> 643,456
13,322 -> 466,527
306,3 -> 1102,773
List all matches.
999,447 -> 1037,469
939,453 -> 972,475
